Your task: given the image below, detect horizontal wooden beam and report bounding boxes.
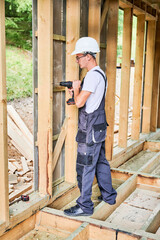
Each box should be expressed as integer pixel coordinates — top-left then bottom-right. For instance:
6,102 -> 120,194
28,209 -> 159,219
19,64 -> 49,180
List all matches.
92,174 -> 137,220
119,0 -> 157,20
143,141 -> 160,151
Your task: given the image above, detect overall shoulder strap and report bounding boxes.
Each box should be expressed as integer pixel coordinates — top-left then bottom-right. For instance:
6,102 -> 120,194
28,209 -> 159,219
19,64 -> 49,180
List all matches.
94,69 -> 107,95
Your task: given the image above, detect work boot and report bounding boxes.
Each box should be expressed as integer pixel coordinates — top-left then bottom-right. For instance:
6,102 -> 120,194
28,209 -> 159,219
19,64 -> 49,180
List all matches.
64,204 -> 92,217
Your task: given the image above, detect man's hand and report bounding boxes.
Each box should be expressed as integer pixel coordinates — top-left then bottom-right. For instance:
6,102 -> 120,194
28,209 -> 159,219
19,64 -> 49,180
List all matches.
73,80 -> 81,90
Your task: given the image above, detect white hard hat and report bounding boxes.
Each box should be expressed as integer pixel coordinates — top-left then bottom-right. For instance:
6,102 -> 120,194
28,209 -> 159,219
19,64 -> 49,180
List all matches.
71,37 -> 100,55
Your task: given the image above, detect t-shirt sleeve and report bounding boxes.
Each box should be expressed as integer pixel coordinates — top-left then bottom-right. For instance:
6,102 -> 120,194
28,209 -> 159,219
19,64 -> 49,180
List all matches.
82,71 -> 100,93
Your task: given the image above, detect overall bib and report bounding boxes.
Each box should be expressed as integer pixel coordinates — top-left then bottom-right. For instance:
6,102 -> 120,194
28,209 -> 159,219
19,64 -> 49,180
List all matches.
76,70 -> 117,214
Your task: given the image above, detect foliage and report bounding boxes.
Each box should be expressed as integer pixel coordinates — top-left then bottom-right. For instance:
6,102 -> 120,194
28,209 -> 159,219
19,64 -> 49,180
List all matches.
6,45 -> 33,101
5,0 -> 32,50
117,9 -> 137,64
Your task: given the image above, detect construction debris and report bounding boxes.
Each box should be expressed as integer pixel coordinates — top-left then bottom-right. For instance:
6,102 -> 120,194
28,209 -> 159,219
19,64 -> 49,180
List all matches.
7,105 -> 34,202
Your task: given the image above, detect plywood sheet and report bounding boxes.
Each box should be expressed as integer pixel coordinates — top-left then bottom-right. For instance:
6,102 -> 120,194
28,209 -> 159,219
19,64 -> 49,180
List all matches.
106,188 -> 160,230
118,151 -> 156,171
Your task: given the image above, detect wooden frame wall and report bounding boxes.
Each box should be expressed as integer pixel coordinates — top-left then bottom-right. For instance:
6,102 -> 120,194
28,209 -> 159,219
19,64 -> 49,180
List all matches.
0,0 -> 9,225
0,0 -> 160,237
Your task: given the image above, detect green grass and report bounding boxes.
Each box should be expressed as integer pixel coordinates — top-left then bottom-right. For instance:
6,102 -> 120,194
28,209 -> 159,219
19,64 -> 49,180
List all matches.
6,45 -> 32,101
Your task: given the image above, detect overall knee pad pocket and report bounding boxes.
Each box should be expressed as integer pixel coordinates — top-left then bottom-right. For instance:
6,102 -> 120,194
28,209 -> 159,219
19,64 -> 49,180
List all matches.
77,152 -> 93,166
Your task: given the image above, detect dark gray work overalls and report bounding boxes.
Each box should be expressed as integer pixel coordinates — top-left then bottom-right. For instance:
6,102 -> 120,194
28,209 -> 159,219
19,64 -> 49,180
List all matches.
75,70 -> 117,214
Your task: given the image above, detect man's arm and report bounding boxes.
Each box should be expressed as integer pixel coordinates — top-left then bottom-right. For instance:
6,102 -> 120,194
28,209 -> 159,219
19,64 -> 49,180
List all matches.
73,80 -> 91,108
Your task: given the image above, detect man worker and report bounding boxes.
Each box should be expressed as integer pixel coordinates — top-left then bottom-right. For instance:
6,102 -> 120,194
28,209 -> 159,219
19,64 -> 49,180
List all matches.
64,37 -> 117,217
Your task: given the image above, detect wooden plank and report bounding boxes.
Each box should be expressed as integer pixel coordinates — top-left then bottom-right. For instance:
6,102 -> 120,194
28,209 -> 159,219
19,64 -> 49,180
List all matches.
49,185 -> 79,209
65,0 -> 80,183
92,174 -> 137,220
143,141 -> 160,151
139,152 -> 160,173
150,15 -> 160,131
88,0 -> 101,64
89,224 -> 116,240
36,209 -> 82,233
111,140 -> 144,168
65,222 -> 89,240
9,184 -> 32,202
0,0 -> 9,224
142,20 -> 156,133
52,118 -> 68,172
105,0 -> 119,160
101,0 -> 109,32
118,8 -> 133,148
0,215 -> 36,240
32,0 -> 38,191
7,116 -> 33,160
141,204 -> 160,233
131,15 -> 145,140
7,105 -> 33,144
38,0 -> 53,195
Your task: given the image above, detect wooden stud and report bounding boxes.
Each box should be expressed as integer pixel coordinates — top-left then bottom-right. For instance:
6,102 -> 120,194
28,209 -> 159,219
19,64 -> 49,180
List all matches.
150,15 -> 160,131
52,118 -> 68,172
88,0 -> 101,64
38,0 -> 53,195
65,0 -> 80,183
131,15 -> 145,140
142,20 -> 156,133
105,0 -> 119,160
101,0 -> 109,32
118,8 -> 133,148
0,0 -> 9,224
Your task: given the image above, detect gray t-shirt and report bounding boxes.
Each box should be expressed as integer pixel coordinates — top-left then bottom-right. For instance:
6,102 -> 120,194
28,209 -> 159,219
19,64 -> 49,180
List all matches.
82,66 -> 107,114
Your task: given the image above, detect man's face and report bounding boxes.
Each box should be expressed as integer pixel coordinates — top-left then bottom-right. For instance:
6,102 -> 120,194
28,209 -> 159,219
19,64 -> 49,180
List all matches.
76,54 -> 87,69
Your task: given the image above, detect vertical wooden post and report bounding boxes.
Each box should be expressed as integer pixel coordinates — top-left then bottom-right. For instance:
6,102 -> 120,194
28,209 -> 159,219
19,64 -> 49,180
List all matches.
65,0 -> 80,183
150,15 -> 160,131
131,15 -> 145,140
142,20 -> 156,133
105,0 -> 119,160
0,0 -> 9,224
118,8 -> 133,148
32,0 -> 38,191
88,0 -> 101,64
38,0 -> 53,195
158,63 -> 160,127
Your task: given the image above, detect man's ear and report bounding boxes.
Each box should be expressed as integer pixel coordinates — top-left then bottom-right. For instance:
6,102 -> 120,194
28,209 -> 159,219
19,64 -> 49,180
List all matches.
87,54 -> 92,61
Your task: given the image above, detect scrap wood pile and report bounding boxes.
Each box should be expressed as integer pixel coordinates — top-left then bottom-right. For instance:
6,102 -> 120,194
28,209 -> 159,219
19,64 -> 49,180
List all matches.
7,105 -> 33,203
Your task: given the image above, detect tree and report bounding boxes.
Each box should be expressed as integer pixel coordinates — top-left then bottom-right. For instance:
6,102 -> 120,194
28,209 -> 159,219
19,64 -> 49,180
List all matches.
5,0 -> 32,50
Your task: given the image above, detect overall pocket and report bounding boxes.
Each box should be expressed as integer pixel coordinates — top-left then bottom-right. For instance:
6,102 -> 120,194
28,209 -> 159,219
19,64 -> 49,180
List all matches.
92,122 -> 107,143
77,152 -> 93,166
76,129 -> 86,143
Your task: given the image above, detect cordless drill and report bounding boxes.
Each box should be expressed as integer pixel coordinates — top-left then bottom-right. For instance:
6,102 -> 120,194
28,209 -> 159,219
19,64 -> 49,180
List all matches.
60,81 -> 75,105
